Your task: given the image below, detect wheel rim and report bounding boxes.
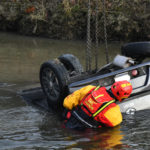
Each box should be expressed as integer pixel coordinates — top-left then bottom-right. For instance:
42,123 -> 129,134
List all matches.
41,67 -> 60,101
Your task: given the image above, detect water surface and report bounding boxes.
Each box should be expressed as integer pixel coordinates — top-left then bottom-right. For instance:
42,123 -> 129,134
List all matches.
0,32 -> 150,150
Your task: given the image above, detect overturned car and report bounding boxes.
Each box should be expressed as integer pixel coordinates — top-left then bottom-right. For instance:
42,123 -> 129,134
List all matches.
21,42 -> 150,114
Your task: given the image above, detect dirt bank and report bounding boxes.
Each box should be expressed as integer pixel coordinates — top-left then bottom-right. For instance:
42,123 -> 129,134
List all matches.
0,0 -> 150,41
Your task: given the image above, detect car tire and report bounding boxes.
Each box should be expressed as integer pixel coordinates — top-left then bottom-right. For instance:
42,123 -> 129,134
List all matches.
121,41 -> 150,61
40,60 -> 69,109
58,54 -> 83,76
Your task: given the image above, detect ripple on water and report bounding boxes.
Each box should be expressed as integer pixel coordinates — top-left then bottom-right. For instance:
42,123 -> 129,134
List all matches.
0,105 -> 80,149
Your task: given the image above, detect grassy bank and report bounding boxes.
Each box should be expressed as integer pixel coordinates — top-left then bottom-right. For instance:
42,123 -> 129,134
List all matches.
0,0 -> 149,41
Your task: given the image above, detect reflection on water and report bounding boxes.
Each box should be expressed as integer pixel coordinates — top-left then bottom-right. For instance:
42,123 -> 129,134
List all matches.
62,127 -> 125,150
1,32 -> 150,150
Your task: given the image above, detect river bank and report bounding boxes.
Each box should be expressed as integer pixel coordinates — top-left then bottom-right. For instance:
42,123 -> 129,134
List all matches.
0,0 -> 150,41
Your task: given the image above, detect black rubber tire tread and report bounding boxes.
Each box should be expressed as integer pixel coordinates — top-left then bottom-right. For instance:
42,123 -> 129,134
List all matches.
40,59 -> 69,109
58,54 -> 83,74
121,41 -> 150,60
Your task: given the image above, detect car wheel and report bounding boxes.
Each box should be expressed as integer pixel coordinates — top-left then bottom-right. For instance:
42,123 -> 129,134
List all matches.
121,41 -> 150,61
40,60 -> 69,109
58,54 -> 83,76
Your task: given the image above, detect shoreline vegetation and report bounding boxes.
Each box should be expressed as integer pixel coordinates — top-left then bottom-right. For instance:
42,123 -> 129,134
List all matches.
0,0 -> 150,41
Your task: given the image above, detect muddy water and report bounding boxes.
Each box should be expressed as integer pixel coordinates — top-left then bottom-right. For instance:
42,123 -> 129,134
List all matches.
0,32 -> 150,150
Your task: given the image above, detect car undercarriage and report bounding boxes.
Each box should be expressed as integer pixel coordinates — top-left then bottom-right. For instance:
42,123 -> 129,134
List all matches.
20,41 -> 150,114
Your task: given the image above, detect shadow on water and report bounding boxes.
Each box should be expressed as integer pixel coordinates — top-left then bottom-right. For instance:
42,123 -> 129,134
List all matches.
1,32 -> 150,149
